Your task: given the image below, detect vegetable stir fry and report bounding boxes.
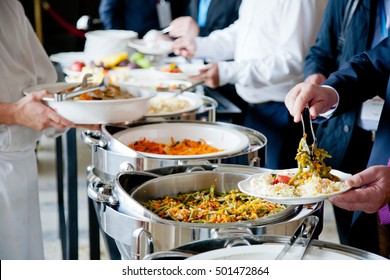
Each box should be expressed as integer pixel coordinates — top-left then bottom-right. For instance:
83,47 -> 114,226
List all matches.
288,133 -> 340,185
141,185 -> 286,223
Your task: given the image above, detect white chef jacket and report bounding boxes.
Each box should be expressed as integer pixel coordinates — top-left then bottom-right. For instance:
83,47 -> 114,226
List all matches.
194,0 -> 328,104
0,0 -> 57,259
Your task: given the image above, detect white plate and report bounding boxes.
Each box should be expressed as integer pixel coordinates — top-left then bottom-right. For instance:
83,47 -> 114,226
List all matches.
238,168 -> 351,204
23,83 -> 156,124
153,64 -> 189,80
152,80 -> 192,92
49,52 -> 88,69
146,92 -> 203,117
107,69 -> 192,91
177,63 -> 206,76
128,39 -> 172,55
113,122 -> 250,159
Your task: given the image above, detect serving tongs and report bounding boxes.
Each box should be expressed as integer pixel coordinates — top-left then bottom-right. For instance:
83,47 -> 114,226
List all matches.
300,107 -> 317,157
274,215 -> 319,260
54,74 -> 107,101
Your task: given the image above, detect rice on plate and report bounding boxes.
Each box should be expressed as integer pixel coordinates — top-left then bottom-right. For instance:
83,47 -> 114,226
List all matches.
249,169 -> 350,198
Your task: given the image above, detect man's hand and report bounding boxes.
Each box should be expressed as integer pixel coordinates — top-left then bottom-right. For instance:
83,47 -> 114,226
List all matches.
304,73 -> 327,85
329,166 -> 390,213
190,63 -> 219,88
172,35 -> 197,58
13,90 -> 74,130
284,82 -> 339,122
169,16 -> 200,38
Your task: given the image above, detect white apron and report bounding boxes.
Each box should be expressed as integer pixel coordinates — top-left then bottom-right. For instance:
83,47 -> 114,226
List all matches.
0,0 -> 57,259
0,126 -> 43,259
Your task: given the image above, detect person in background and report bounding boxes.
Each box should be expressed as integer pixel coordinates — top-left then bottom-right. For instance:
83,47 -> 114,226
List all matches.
168,0 -> 246,124
99,0 -> 189,38
99,0 -> 160,38
171,0 -> 328,169
0,0 -> 94,259
169,0 -> 241,38
285,36 -> 390,257
303,0 -> 390,254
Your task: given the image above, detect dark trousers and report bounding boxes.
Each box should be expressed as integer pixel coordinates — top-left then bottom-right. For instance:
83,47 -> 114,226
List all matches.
334,126 -> 378,252
243,102 -> 302,169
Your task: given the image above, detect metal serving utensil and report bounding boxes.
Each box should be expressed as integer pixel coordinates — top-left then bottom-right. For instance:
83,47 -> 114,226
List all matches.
54,74 -> 107,102
172,80 -> 204,96
274,215 -> 319,260
300,107 -> 317,156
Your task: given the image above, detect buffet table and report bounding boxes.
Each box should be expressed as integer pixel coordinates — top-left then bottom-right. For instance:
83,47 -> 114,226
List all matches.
52,71 -> 242,259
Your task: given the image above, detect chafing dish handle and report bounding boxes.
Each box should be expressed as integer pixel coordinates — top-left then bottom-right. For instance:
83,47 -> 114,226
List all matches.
132,228 -> 154,260
87,181 -> 118,206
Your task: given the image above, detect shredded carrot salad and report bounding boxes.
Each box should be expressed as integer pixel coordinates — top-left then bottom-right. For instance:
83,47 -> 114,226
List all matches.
142,185 -> 286,223
129,137 -> 223,155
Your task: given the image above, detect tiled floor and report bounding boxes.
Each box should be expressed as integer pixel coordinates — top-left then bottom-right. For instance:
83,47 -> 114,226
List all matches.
36,129 -> 340,260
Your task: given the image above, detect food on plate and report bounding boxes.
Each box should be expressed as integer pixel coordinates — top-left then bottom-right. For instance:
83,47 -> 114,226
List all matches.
148,96 -> 190,115
155,82 -> 188,92
249,171 -> 348,198
129,52 -> 152,69
96,52 -> 129,69
161,63 -> 182,73
142,185 -> 286,223
64,65 -> 107,84
60,84 -> 135,100
250,133 -> 349,198
129,137 -> 223,155
69,61 -> 86,72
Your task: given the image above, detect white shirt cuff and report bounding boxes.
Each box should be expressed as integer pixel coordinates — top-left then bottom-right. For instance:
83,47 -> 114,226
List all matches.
318,85 -> 339,119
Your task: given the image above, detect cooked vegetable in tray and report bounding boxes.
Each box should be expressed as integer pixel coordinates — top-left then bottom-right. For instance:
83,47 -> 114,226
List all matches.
141,185 -> 286,223
129,137 -> 223,155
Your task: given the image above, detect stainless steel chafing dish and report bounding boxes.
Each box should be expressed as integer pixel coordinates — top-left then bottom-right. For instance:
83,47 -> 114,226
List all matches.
88,164 -> 324,260
82,120 -> 267,180
143,234 -> 386,260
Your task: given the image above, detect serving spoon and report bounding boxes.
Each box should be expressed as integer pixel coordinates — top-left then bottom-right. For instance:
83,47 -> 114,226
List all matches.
172,80 -> 204,96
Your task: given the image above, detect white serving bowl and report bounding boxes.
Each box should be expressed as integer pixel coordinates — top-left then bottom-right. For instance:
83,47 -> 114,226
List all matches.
23,82 -> 156,124
84,30 -> 138,62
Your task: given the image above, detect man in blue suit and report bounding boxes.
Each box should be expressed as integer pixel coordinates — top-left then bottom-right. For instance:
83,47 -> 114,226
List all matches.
284,36 -> 390,258
303,0 -> 387,250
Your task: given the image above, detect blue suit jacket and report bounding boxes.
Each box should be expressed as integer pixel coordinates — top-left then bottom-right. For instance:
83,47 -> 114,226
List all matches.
99,0 -> 160,38
324,36 -> 390,166
304,0 -> 378,172
325,37 -> 388,115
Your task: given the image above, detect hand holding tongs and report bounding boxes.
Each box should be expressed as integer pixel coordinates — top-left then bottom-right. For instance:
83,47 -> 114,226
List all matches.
54,74 -> 107,101
274,215 -> 319,260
